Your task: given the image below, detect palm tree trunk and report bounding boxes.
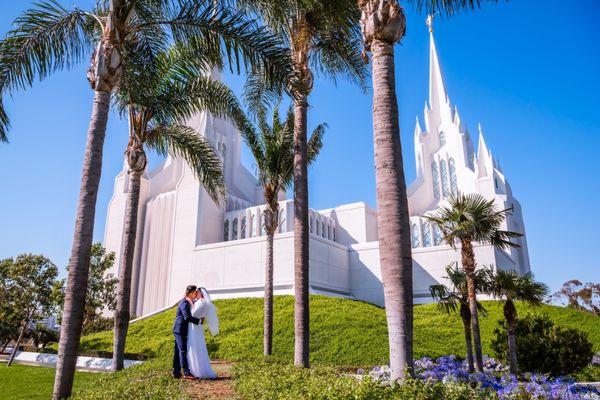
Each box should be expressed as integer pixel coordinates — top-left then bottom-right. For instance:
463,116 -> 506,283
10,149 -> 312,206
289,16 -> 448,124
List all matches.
293,94 -> 310,368
370,38 -> 414,381
461,239 -> 483,372
53,90 -> 111,400
264,229 -> 274,356
112,169 -> 142,370
460,303 -> 474,373
505,300 -> 518,375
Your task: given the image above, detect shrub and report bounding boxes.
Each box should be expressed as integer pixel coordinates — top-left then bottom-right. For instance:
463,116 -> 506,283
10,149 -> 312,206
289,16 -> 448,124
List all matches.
234,362 -> 495,400
82,316 -> 114,335
491,313 -> 594,376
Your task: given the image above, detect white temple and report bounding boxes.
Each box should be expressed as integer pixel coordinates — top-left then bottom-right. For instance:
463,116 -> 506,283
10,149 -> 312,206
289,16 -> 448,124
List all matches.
104,27 -> 530,317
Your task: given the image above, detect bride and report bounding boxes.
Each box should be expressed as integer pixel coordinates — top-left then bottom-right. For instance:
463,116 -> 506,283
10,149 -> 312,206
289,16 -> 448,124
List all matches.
187,287 -> 219,379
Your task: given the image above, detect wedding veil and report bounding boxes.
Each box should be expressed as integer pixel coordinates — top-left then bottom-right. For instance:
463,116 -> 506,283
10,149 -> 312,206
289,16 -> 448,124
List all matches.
200,287 -> 219,336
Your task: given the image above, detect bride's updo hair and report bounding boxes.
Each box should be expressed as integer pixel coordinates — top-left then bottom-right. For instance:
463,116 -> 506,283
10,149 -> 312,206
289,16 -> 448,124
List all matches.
185,285 -> 197,296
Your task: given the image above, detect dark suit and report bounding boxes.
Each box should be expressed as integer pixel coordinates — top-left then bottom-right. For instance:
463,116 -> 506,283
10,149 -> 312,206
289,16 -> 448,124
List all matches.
172,298 -> 200,377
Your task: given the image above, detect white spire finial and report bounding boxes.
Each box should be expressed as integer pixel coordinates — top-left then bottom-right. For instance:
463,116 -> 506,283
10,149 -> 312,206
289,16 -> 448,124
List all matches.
426,14 -> 434,33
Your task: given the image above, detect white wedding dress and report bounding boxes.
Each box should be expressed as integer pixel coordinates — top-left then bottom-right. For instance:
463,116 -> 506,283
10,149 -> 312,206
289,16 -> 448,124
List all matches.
187,299 -> 217,379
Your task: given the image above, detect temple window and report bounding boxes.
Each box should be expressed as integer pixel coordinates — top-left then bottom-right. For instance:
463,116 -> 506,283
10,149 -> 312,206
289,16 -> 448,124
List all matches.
433,223 -> 443,246
440,159 -> 450,196
422,221 -> 432,247
240,217 -> 246,239
449,157 -> 458,195
232,218 -> 238,240
279,209 -> 285,233
321,222 -> 326,238
439,131 -> 446,146
223,220 -> 229,241
411,223 -> 421,248
431,161 -> 441,200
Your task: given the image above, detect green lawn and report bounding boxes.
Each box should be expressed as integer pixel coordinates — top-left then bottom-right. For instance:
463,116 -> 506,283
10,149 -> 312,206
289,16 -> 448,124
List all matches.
0,364 -> 94,400
78,295 -> 600,367
6,296 -> 599,399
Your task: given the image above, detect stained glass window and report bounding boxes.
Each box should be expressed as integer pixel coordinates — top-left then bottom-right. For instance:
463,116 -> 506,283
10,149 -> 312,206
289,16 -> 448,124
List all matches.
240,217 -> 246,239
439,131 -> 446,146
449,157 -> 458,195
232,218 -> 238,240
433,223 -> 443,246
250,214 -> 256,237
440,160 -> 450,196
411,223 -> 421,248
422,221 -> 432,247
223,220 -> 229,241
431,161 -> 441,200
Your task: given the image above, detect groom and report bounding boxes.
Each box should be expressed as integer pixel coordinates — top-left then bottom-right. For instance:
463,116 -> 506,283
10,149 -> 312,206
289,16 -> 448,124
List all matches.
172,285 -> 201,379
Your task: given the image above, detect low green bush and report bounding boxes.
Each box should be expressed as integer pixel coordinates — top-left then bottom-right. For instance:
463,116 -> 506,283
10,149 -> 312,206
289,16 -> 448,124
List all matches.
572,365 -> 600,382
233,362 -> 495,400
491,313 -> 594,376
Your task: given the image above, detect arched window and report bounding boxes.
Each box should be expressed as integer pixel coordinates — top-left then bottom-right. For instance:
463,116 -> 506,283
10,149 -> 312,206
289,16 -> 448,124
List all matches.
232,218 -> 238,240
309,216 -> 313,233
440,160 -> 450,196
433,223 -> 443,246
250,213 -> 256,238
422,221 -> 432,247
439,131 -> 446,146
328,225 -> 332,240
223,220 -> 229,241
411,223 -> 421,248
333,228 -> 336,242
240,217 -> 246,239
431,161 -> 441,200
316,219 -> 320,236
279,209 -> 285,233
449,157 -> 458,195
259,211 -> 266,236
321,222 -> 326,238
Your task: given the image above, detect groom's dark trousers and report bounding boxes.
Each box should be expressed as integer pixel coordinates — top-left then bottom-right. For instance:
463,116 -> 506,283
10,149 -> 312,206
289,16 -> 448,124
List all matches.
172,299 -> 200,377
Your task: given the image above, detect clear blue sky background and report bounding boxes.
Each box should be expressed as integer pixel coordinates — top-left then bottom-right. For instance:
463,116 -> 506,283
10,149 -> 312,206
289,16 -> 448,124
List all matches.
0,0 -> 598,294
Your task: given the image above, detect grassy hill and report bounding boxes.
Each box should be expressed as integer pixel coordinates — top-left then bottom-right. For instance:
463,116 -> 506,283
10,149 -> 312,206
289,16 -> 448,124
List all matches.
79,295 -> 600,367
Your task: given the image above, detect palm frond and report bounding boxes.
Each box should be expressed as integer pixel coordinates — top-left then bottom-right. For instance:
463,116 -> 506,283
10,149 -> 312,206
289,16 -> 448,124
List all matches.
146,124 -> 225,202
406,0 -> 501,16
0,0 -> 99,141
158,1 -> 291,81
307,123 -> 326,165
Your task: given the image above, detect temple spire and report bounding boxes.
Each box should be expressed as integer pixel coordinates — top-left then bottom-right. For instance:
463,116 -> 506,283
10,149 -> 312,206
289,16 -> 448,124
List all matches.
427,15 -> 451,125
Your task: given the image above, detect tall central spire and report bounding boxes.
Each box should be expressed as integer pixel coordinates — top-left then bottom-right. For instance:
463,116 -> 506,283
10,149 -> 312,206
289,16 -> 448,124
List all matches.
427,15 -> 451,126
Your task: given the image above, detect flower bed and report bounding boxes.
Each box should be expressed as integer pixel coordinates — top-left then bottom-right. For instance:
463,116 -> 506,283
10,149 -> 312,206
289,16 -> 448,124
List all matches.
359,356 -> 600,400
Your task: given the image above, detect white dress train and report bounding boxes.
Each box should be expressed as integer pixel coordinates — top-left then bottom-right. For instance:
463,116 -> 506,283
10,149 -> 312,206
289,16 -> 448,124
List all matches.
187,299 -> 217,379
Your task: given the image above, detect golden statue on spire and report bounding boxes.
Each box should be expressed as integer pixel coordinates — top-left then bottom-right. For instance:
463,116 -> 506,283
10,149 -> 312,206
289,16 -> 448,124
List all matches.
426,14 -> 434,33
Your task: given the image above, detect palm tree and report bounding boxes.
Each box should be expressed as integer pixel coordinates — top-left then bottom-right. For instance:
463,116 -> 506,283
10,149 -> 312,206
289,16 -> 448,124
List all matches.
244,106 -> 324,356
430,263 -> 490,373
111,38 -> 271,369
238,0 -> 366,367
426,193 -> 522,372
489,270 -> 549,374
0,1 -> 290,397
357,0 -> 502,381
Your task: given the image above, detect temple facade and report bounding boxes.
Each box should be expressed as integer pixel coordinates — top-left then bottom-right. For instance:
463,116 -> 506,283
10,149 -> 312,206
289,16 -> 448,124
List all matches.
104,28 -> 530,317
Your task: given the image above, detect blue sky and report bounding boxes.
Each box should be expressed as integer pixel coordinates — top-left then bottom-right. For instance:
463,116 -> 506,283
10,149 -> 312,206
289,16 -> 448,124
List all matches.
0,0 -> 598,294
